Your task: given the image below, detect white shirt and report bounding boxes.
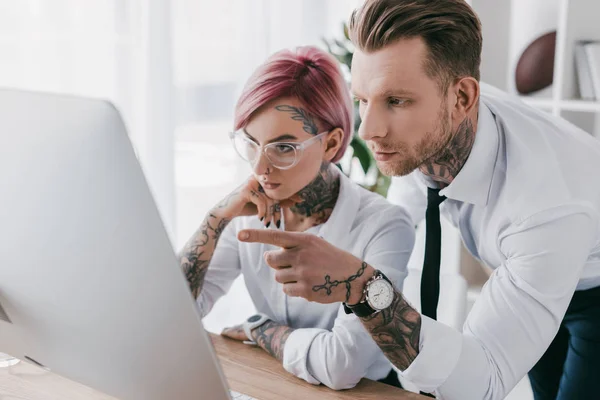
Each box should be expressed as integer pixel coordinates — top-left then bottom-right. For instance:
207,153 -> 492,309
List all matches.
198,167 -> 416,390
389,83 -> 600,399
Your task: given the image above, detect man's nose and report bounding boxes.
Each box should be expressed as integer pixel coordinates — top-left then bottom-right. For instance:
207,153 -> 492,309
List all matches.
358,105 -> 388,141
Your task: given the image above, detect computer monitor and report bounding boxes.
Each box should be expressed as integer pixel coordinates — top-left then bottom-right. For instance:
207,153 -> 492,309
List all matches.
0,89 -> 234,400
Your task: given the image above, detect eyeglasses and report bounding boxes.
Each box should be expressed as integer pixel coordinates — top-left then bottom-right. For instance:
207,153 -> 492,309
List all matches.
229,129 -> 329,170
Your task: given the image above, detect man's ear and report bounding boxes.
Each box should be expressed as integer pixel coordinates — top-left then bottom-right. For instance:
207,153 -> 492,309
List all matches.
451,77 -> 479,125
323,128 -> 344,162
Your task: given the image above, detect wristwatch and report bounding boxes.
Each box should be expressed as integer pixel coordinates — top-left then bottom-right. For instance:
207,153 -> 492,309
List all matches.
242,313 -> 271,345
344,270 -> 394,317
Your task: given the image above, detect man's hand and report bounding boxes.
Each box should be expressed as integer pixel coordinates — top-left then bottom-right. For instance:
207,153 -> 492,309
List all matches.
238,229 -> 376,304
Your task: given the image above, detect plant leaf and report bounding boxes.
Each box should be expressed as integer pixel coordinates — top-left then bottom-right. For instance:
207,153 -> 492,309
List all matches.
350,138 -> 372,174
333,38 -> 349,52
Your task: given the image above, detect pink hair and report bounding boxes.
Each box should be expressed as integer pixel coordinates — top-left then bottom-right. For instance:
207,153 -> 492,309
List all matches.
234,46 -> 353,163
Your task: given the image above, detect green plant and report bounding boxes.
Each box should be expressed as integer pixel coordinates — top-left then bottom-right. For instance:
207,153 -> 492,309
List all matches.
324,23 -> 391,197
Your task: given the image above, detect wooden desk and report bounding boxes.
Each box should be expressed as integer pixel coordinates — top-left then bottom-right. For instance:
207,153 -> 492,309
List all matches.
0,335 -> 426,399
212,334 -> 425,400
0,359 -> 115,400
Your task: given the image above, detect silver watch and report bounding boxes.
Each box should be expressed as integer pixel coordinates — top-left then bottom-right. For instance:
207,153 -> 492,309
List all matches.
364,273 -> 395,311
344,270 -> 395,317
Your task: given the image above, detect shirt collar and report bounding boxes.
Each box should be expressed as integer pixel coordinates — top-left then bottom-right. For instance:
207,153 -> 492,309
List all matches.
438,99 -> 500,206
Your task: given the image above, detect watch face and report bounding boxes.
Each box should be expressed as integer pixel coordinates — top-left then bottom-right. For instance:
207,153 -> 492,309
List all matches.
367,279 -> 394,310
247,314 -> 262,323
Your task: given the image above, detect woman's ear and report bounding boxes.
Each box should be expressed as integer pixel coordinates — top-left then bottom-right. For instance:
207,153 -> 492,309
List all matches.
323,128 -> 344,162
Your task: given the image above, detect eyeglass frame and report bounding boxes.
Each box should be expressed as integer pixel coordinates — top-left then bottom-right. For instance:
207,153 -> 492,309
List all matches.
228,129 -> 331,170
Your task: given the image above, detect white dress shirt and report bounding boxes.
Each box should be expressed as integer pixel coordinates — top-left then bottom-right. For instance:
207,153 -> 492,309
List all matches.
388,83 -> 600,399
198,166 -> 415,390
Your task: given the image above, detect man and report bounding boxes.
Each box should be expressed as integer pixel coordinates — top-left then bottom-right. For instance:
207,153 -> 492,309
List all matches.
238,0 -> 600,398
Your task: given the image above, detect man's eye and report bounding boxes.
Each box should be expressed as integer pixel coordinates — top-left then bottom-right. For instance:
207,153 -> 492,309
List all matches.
388,98 -> 406,106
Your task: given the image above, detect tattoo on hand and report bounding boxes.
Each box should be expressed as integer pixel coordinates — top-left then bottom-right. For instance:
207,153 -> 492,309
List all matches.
251,321 -> 294,362
361,291 -> 421,371
275,105 -> 318,135
312,261 -> 368,302
226,325 -> 245,338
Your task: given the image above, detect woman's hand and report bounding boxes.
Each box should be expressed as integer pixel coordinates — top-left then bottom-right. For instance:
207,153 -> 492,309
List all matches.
211,177 -> 285,228
220,324 -> 248,342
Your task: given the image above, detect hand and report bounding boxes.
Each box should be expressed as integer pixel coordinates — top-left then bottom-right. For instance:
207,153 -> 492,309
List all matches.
238,229 -> 376,304
211,177 -> 292,228
220,324 -> 248,342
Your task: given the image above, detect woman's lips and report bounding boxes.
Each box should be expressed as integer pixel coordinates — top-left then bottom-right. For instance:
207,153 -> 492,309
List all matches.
262,182 -> 281,190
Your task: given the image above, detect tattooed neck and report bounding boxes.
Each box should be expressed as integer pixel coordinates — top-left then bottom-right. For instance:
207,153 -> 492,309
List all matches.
420,117 -> 476,188
290,163 -> 340,225
274,103 -> 340,225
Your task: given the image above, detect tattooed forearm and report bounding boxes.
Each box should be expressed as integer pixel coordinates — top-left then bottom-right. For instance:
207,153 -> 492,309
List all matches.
179,213 -> 231,299
312,261 -> 368,302
214,187 -> 241,210
183,254 -> 209,298
213,218 -> 229,238
360,290 -> 421,370
251,321 -> 294,362
421,117 -> 475,186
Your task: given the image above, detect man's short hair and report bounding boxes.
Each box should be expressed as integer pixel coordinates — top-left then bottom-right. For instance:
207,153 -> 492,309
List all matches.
349,0 -> 483,91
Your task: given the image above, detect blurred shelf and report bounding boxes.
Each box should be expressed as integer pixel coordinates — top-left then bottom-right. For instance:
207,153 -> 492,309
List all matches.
517,96 -> 600,113
517,96 -> 555,109
559,99 -> 600,112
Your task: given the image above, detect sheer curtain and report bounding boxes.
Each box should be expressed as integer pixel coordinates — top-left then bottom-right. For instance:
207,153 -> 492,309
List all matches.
0,0 -> 176,241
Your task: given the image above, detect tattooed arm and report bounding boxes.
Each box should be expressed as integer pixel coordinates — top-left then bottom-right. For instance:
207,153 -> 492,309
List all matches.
179,175 -> 281,299
179,212 -> 231,299
251,321 -> 295,362
222,320 -> 294,362
359,291 -> 422,370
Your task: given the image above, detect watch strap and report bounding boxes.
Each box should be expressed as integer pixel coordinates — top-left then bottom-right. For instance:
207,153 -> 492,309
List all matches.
343,301 -> 376,317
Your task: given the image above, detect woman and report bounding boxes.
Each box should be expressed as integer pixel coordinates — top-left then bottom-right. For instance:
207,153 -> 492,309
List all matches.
179,46 -> 415,390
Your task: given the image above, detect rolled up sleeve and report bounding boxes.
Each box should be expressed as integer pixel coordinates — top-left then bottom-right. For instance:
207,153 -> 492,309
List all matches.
283,308 -> 393,390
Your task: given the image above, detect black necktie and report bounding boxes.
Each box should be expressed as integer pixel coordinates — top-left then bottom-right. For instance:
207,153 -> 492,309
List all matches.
420,187 -> 446,320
